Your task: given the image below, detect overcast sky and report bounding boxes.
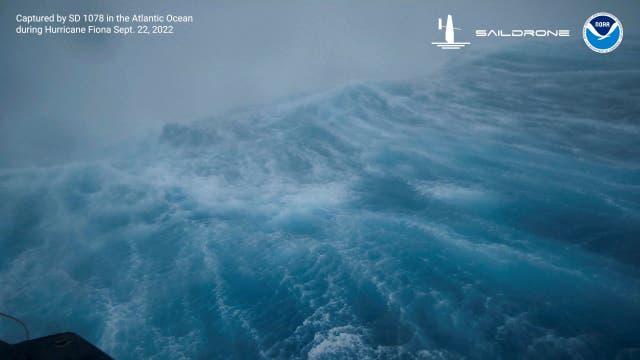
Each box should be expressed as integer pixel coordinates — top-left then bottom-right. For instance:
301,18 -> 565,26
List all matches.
1,0 -> 638,167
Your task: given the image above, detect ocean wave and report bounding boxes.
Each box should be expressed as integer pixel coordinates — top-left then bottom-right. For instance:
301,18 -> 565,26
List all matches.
1,41 -> 640,358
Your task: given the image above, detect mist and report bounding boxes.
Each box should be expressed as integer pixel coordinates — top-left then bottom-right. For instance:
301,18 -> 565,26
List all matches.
1,0 -> 638,167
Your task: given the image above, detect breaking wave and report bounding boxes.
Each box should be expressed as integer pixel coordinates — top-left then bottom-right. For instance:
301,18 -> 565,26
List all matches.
1,41 -> 640,359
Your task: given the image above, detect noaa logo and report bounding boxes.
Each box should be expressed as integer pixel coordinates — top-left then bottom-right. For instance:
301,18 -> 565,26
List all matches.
583,12 -> 623,53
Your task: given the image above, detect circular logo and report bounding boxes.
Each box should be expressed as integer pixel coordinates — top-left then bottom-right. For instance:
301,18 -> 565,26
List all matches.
583,12 -> 623,53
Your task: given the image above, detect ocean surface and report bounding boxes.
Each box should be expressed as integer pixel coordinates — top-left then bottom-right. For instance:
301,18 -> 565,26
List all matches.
1,42 -> 640,359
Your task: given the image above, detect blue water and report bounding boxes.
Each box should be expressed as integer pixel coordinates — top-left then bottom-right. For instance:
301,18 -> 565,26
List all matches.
1,42 -> 640,359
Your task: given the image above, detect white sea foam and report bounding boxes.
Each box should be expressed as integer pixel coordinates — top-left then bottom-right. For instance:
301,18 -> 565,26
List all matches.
1,42 -> 639,359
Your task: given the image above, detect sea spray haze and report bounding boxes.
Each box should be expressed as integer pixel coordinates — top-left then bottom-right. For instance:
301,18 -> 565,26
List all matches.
1,42 -> 640,359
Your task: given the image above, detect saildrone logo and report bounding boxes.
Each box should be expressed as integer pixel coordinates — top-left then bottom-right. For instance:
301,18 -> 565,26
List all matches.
583,12 -> 623,53
431,15 -> 469,50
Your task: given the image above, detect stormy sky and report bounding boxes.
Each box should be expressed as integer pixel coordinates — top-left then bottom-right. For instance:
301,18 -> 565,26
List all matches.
1,0 -> 638,167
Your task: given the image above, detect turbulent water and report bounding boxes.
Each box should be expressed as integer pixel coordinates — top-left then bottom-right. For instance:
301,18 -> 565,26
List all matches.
1,42 -> 640,359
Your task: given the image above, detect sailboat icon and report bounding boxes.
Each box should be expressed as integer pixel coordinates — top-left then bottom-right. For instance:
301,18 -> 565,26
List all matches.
431,15 -> 470,50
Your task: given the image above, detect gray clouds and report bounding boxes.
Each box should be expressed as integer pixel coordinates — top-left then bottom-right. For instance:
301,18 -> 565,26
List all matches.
1,0 -> 638,166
